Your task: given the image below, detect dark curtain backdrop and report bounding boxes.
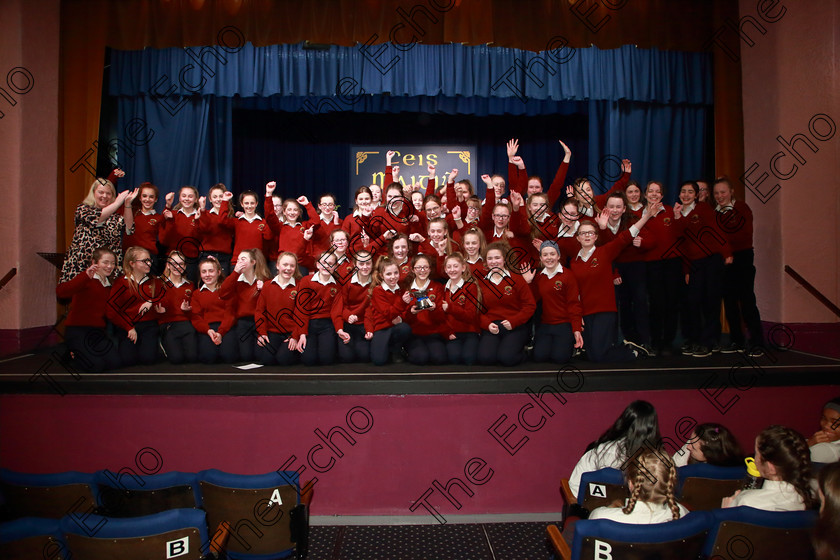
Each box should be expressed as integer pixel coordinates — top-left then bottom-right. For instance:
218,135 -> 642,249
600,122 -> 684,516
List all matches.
231,107 -> 590,211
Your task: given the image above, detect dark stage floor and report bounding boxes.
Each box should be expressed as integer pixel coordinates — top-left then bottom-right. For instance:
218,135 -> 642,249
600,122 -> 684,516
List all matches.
1,345 -> 837,396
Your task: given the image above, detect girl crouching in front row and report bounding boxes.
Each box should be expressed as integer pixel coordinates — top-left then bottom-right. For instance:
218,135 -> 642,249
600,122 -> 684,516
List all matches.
189,256 -> 238,364
365,256 -> 412,366
56,247 -> 121,372
255,252 -> 305,366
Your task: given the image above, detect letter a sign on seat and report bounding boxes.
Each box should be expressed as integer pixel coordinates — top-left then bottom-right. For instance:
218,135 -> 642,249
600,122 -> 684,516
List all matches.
588,483 -> 607,498
268,488 -> 283,506
166,536 -> 189,558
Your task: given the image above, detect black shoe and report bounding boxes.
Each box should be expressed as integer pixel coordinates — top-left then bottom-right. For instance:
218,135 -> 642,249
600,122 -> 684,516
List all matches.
625,340 -> 650,357
692,345 -> 712,357
391,351 -> 405,364
642,344 -> 657,357
681,343 -> 697,356
720,342 -> 743,354
711,344 -> 722,353
746,345 -> 765,358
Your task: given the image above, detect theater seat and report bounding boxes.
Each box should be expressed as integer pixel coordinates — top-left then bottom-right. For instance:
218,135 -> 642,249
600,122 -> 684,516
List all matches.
0,517 -> 68,560
703,506 -> 818,560
576,468 -> 629,512
676,464 -> 746,511
547,511 -> 713,560
94,470 -> 201,517
0,469 -> 98,520
197,469 -> 313,560
60,508 -> 211,560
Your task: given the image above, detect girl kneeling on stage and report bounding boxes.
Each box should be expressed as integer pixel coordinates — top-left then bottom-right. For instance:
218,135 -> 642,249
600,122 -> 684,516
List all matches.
190,256 -> 238,364
157,251 -> 198,364
523,240 -> 583,364
476,242 -> 536,366
106,246 -> 164,366
220,249 -> 271,363
56,247 -> 121,372
296,252 -> 346,366
255,252 -> 305,366
338,251 -> 373,363
364,256 -> 412,366
404,254 -> 448,365
442,252 -> 481,365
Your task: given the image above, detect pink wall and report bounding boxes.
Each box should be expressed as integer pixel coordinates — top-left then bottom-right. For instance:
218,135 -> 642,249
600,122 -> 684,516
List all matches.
0,0 -> 60,351
2,385 -> 836,519
740,0 -> 840,323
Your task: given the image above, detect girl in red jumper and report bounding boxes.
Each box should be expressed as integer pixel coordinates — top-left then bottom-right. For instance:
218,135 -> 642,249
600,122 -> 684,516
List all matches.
307,193 -> 343,264
417,217 -> 459,279
296,252 -> 346,366
597,192 -> 657,356
460,227 -> 487,275
673,181 -> 733,358
338,250 -> 373,363
321,229 -> 356,286
475,242 -> 537,366
220,248 -> 271,362
190,256 -> 237,363
124,182 -> 164,274
221,190 -> 273,269
56,247 -> 121,372
364,256 -> 412,366
441,252 -> 482,365
106,246 -> 165,365
342,186 -> 374,257
570,205 -> 656,363
403,254 -> 448,365
643,181 -> 682,356
198,183 -> 235,276
161,186 -> 202,282
157,250 -> 198,364
263,182 -> 316,272
387,234 -> 412,282
369,183 -> 421,255
255,252 -> 304,366
523,241 -> 583,364
713,177 -> 764,355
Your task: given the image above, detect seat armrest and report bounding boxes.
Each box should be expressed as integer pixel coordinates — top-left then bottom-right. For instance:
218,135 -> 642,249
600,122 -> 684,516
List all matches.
547,524 -> 572,560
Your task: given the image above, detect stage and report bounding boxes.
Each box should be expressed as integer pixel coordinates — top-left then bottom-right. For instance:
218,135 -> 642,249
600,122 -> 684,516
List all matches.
0,346 -> 837,396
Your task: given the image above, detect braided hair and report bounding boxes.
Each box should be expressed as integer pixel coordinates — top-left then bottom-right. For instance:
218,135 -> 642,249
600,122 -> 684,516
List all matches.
756,425 -> 817,509
622,448 -> 682,520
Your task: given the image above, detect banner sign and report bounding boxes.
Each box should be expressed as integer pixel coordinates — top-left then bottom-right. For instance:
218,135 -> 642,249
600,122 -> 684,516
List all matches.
350,145 -> 477,196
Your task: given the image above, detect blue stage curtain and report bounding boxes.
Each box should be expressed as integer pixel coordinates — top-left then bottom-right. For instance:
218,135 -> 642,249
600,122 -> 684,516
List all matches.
109,42 -> 711,206
110,43 -> 711,104
114,95 -> 232,201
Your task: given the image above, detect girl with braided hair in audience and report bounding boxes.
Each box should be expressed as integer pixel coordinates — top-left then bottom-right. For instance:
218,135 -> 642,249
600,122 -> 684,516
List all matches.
588,448 -> 688,523
813,462 -> 840,560
568,400 -> 661,496
722,425 -> 816,511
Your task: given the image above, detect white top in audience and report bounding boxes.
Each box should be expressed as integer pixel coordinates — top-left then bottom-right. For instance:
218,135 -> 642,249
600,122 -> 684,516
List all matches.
589,501 -> 689,524
569,440 -> 623,496
727,479 -> 805,511
810,440 -> 840,463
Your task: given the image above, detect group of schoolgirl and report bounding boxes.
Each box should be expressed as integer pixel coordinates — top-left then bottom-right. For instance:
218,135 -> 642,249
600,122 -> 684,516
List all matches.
562,400 -> 840,560
57,139 -> 762,369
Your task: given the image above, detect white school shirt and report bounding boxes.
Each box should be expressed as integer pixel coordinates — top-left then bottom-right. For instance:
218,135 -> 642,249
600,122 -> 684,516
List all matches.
568,440 -> 624,497
672,443 -> 691,467
589,501 -> 689,524
810,440 -> 840,463
728,479 -> 805,512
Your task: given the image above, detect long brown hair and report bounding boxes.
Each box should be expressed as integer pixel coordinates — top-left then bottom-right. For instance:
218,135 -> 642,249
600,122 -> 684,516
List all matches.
444,252 -> 482,306
756,425 -> 816,509
123,246 -> 155,298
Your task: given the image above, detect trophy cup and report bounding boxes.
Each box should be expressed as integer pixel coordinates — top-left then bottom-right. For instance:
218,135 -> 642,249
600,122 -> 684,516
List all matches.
411,289 -> 433,311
